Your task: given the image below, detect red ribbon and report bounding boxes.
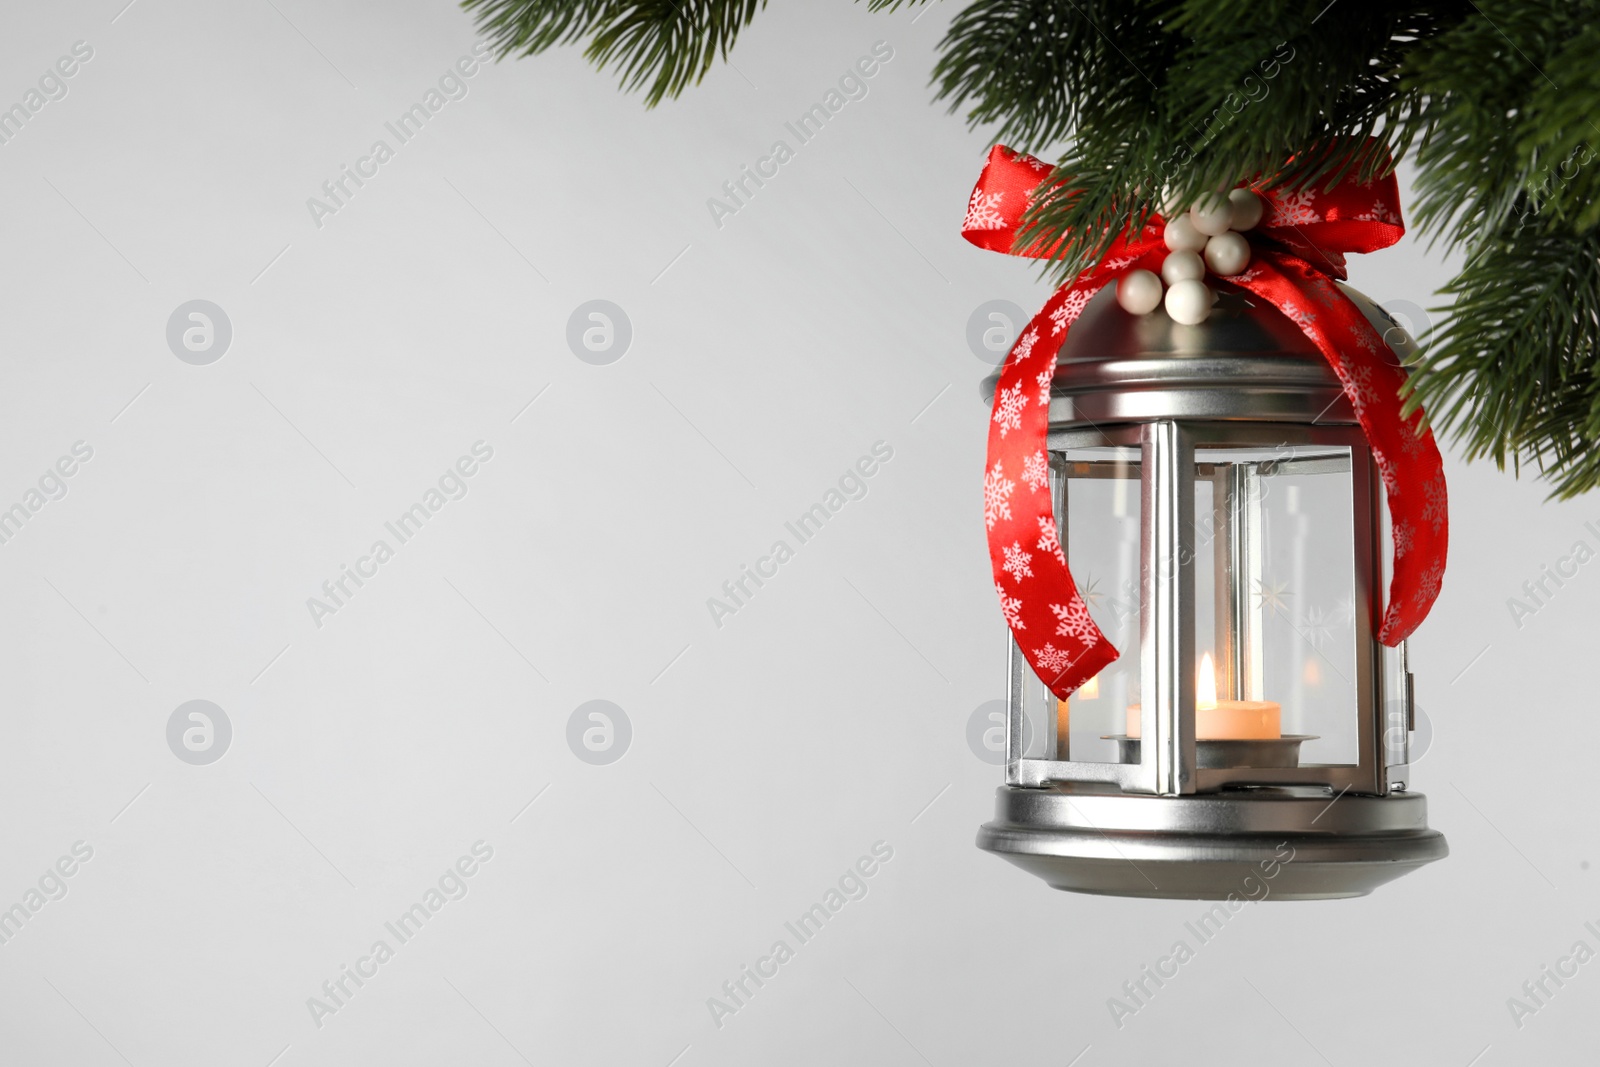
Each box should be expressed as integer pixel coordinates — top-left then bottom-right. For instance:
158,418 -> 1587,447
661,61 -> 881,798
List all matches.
966,145 -> 1448,698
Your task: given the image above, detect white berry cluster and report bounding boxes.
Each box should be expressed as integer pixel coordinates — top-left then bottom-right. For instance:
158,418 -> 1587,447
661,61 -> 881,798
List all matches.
1116,189 -> 1265,325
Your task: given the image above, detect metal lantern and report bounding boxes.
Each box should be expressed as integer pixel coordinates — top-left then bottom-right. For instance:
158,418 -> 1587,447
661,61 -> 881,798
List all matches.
976,284 -> 1446,900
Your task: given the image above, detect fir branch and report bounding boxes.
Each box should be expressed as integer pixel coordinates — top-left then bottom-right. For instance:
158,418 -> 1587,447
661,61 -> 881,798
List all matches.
462,0 -> 766,106
929,0 -> 1174,154
1010,4 -> 1466,278
1405,223 -> 1600,499
467,0 -> 1600,494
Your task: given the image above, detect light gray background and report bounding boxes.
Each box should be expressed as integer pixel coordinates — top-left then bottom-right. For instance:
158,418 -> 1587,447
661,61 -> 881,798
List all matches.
0,2 -> 1593,1065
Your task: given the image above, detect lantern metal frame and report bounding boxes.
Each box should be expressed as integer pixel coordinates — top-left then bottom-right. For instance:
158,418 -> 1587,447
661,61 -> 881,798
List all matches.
976,284 -> 1446,900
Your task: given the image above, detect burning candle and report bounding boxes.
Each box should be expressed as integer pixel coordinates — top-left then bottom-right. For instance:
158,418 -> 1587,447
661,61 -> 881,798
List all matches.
1126,653 -> 1281,739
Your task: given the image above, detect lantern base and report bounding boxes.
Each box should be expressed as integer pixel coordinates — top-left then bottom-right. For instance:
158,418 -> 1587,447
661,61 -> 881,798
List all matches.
977,784 -> 1446,900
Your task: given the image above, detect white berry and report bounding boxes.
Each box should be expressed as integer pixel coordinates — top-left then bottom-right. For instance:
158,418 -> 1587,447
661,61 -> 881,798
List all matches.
1161,250 -> 1204,285
1165,279 -> 1212,325
1163,214 -> 1208,253
1189,194 -> 1233,237
1116,269 -> 1163,315
1203,232 -> 1252,276
1228,188 -> 1264,231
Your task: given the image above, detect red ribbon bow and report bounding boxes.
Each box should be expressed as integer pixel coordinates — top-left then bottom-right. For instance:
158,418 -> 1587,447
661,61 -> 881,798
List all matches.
965,145 -> 1448,698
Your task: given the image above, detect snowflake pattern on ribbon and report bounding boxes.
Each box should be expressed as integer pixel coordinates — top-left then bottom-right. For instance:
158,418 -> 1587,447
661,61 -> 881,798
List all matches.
1279,299 -> 1318,333
1035,366 -> 1055,406
983,459 -> 1015,531
1422,475 -> 1447,532
1002,542 -> 1034,582
963,188 -> 1007,231
1344,364 -> 1377,417
1050,290 -> 1092,335
1036,513 -> 1062,558
1414,561 -> 1444,606
1266,189 -> 1319,227
1354,199 -> 1403,226
992,382 -> 1027,437
1400,426 -> 1427,457
1014,326 -> 1039,360
995,583 -> 1024,630
1021,450 -> 1049,492
1051,599 -> 1096,641
1035,643 -> 1074,675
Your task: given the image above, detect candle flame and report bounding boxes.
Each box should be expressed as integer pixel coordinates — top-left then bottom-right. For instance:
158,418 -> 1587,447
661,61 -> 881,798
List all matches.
1198,652 -> 1218,711
1078,674 -> 1100,700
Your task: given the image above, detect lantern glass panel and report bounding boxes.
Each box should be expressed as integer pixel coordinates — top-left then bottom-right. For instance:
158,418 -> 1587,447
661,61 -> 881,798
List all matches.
1193,443 -> 1361,768
1053,445 -> 1142,766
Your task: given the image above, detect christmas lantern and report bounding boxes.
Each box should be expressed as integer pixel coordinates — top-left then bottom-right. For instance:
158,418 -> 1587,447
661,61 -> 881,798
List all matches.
966,147 -> 1449,899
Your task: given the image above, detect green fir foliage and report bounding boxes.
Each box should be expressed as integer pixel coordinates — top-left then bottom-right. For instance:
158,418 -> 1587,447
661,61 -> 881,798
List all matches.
468,0 -> 1600,496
